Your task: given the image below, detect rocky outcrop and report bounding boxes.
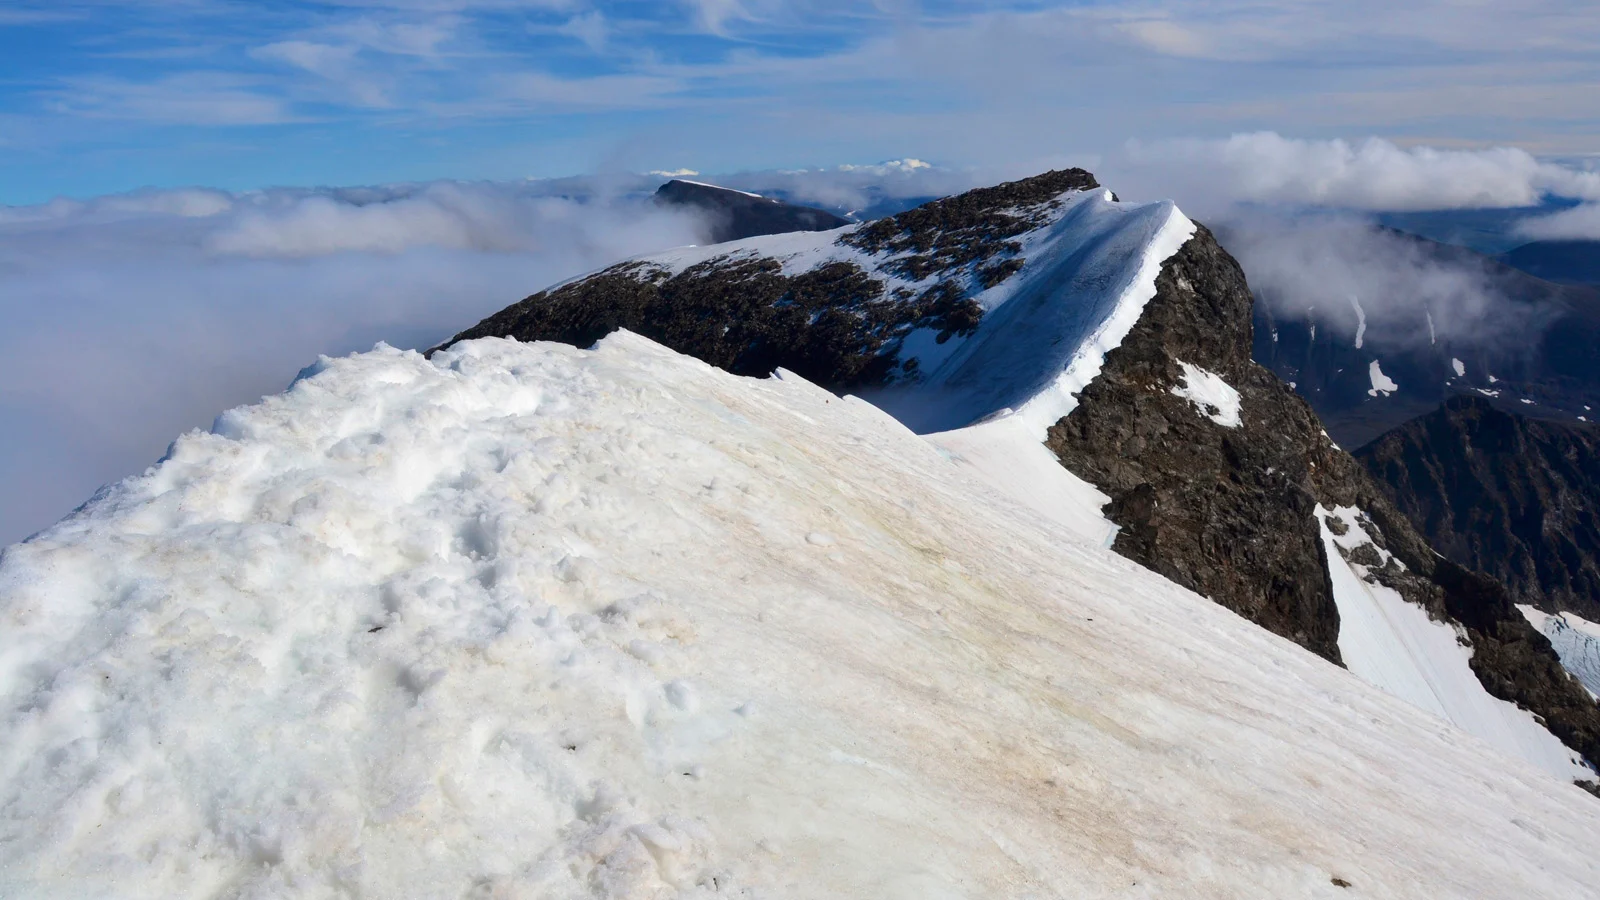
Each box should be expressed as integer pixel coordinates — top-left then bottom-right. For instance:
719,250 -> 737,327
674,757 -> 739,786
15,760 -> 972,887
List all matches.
1046,225 -> 1365,663
436,169 -> 1100,388
1045,225 -> 1600,768
653,180 -> 850,244
1357,395 -> 1600,621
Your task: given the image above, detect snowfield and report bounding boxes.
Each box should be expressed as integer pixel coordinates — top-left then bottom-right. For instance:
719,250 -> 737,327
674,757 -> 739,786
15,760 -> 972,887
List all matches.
3,333 -> 1600,899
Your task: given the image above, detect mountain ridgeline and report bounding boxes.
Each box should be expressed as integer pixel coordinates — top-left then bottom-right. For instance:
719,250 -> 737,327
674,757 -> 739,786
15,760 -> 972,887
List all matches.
1251,230 -> 1600,450
653,179 -> 851,244
443,171 -> 1600,776
1359,395 -> 1600,622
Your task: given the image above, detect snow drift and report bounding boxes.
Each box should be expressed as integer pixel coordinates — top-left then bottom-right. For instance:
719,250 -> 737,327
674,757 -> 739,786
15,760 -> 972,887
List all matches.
2,332 -> 1597,898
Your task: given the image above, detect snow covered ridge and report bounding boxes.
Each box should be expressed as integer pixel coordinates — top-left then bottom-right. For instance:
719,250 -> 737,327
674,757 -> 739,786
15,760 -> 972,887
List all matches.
1315,506 -> 1594,781
442,169 -> 1195,436
4,332 -> 1600,897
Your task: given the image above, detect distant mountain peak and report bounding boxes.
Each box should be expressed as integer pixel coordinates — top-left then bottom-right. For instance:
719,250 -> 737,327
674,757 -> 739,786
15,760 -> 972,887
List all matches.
652,178 -> 850,244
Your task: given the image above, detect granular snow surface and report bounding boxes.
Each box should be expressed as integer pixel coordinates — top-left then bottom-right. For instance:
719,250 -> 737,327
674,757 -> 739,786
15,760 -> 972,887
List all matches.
3,333 -> 1599,899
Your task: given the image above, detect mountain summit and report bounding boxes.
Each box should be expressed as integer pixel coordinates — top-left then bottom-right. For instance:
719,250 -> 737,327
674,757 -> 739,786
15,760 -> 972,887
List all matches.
447,170 -> 1600,780
5,170 -> 1600,897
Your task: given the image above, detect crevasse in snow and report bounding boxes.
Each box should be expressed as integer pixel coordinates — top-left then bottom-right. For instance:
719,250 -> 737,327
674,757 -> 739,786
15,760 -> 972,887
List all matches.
2,334 -> 1599,897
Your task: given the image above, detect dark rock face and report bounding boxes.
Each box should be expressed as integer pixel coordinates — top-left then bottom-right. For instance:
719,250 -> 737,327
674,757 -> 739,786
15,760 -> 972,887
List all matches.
1357,395 -> 1600,621
437,170 -> 1097,388
1046,226 -> 1600,769
654,180 -> 850,244
1047,225 -> 1352,663
438,256 -> 979,388
1430,559 -> 1600,770
839,169 -> 1099,281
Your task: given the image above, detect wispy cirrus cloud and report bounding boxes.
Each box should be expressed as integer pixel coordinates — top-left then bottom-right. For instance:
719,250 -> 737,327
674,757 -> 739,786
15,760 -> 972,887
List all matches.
3,1 -> 1599,199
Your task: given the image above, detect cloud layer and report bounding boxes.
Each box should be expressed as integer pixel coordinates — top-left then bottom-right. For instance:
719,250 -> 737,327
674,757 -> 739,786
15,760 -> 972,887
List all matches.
5,138 -> 1600,544
1107,134 -> 1600,216
0,178 -> 716,544
1516,204 -> 1600,241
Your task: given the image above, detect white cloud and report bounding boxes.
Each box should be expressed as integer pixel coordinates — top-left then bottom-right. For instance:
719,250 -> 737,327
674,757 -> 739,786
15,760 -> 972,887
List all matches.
0,179 -> 714,545
48,73 -> 295,125
1515,204 -> 1600,241
254,40 -> 360,77
1109,133 -> 1600,215
1222,213 -> 1559,352
556,10 -> 608,52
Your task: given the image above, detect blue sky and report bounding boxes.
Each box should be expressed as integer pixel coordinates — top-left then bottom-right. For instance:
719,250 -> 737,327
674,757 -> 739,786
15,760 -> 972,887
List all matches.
2,0 -> 1598,204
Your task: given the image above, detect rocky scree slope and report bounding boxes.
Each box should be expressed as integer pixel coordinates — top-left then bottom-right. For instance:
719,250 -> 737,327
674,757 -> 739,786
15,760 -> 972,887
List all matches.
1045,224 -> 1600,772
445,171 -> 1600,774
653,179 -> 851,244
1358,395 -> 1600,622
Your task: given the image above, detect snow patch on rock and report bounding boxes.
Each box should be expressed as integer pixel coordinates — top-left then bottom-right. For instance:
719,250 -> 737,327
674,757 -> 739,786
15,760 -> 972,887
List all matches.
1170,361 -> 1242,428
1367,360 -> 1399,397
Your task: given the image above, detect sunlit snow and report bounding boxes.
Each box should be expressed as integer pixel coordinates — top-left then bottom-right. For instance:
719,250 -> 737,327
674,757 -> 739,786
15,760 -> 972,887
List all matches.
2,334 -> 1598,897
1316,506 -> 1592,781
1169,361 -> 1242,428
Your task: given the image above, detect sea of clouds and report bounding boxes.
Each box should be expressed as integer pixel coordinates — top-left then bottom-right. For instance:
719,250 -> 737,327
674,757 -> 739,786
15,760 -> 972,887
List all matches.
3,134 -> 1599,544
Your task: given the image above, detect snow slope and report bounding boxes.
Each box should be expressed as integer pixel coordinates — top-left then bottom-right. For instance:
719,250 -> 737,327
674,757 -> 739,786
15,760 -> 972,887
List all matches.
1316,505 -> 1592,781
1519,605 -> 1600,699
3,333 -> 1599,899
569,186 -> 1193,438
877,191 -> 1194,436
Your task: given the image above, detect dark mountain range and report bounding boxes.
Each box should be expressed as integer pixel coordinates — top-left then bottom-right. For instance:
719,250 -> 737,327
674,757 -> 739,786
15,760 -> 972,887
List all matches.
441,171 -> 1600,776
653,178 -> 850,244
1358,395 -> 1600,622
1375,202 -> 1583,255
1503,240 -> 1600,286
1248,229 -> 1600,449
